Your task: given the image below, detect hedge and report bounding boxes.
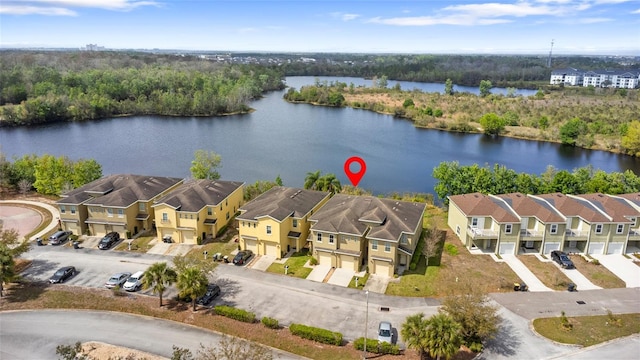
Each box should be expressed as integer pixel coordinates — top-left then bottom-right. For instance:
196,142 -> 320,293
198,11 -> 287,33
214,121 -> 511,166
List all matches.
353,337 -> 401,355
213,305 -> 256,323
261,316 -> 279,329
289,323 -> 343,346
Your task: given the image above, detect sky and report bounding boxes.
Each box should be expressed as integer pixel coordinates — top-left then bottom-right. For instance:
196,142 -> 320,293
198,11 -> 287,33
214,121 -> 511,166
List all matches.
0,0 -> 639,55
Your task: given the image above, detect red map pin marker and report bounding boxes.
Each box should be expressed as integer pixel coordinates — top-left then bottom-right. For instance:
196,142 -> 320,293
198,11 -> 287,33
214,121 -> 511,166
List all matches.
344,156 -> 366,187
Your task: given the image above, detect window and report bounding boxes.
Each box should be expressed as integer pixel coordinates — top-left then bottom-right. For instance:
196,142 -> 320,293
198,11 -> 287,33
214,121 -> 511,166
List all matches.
616,224 -> 624,234
107,208 -> 113,217
60,206 -> 66,214
471,218 -> 478,227
220,205 -> 222,211
207,207 -> 212,216
139,203 -> 145,212
505,224 -> 512,234
329,235 -> 334,244
266,225 -> 272,235
225,199 -> 228,206
385,242 -> 391,252
372,240 -> 378,250
162,213 -> 168,221
292,219 -> 298,228
253,223 -> 256,228
550,224 -> 558,234
117,209 -> 124,218
456,225 -> 460,235
226,212 -> 230,220
400,234 -> 408,245
70,206 -> 75,214
632,217 -> 637,227
595,224 -> 603,234
317,233 -> 322,242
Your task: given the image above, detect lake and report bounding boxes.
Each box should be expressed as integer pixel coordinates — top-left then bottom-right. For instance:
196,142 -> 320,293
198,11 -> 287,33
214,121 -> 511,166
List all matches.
1,76 -> 638,198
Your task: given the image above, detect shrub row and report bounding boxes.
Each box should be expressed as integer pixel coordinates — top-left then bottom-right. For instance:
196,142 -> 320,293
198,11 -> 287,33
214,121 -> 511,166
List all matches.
213,305 -> 255,323
289,323 -> 343,346
261,316 -> 279,329
353,337 -> 400,355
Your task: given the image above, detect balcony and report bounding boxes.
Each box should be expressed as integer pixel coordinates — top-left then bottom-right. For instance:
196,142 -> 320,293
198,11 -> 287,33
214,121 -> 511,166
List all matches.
629,229 -> 640,240
565,229 -> 589,240
519,229 -> 544,239
467,226 -> 498,239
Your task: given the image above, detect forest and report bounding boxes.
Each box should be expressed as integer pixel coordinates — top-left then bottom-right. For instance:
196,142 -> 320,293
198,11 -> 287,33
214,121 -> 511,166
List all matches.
0,51 -> 285,126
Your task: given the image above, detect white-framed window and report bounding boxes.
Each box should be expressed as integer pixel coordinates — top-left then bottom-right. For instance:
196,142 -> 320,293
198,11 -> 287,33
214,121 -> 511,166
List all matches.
139,203 -> 145,212
456,225 -> 460,235
505,224 -> 512,234
70,206 -> 76,214
385,242 -> 391,252
595,224 -> 603,234
117,209 -> 124,218
471,218 -> 478,227
162,213 -> 168,221
632,217 -> 637,227
372,240 -> 378,250
266,225 -> 271,235
317,233 -> 322,242
616,224 -> 624,234
400,234 -> 408,245
107,208 -> 113,217
329,234 -> 334,244
60,206 -> 66,214
207,207 -> 212,215
550,224 -> 558,234
292,219 -> 298,227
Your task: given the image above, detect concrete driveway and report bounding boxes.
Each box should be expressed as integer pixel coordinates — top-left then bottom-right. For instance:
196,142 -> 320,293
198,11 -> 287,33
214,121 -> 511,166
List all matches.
307,264 -> 331,282
501,255 -> 552,292
553,262 -> 602,291
326,268 -> 355,287
591,254 -> 640,288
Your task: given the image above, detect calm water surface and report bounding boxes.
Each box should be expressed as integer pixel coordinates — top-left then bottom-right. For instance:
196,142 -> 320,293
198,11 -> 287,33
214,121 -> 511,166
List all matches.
1,76 -> 638,197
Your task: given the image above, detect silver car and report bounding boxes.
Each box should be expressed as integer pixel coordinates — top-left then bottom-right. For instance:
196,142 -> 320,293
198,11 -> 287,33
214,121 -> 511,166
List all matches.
378,321 -> 393,344
105,272 -> 131,289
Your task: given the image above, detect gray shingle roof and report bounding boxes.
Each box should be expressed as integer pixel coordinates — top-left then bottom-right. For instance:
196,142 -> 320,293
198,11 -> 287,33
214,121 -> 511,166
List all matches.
153,179 -> 244,212
309,194 -> 426,242
237,187 -> 330,222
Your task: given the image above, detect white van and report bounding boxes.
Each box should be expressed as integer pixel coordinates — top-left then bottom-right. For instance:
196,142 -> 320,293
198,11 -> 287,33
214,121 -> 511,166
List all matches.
123,271 -> 144,291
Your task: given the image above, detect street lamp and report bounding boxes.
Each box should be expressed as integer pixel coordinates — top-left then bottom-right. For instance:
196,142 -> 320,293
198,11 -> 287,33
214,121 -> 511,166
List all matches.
363,290 -> 369,359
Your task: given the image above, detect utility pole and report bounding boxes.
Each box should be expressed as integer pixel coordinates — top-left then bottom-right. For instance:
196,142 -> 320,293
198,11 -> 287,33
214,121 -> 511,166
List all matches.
547,39 -> 554,68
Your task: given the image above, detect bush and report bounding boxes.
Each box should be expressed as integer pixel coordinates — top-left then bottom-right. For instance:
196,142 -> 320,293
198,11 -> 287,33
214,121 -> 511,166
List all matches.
310,257 -> 319,266
289,323 -> 342,346
214,305 -> 256,323
444,243 -> 459,256
353,338 -> 400,355
261,316 -> 279,329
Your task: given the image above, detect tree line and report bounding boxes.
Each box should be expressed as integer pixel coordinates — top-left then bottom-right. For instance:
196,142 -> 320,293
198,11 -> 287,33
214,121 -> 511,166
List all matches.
0,51 -> 285,126
433,162 -> 640,204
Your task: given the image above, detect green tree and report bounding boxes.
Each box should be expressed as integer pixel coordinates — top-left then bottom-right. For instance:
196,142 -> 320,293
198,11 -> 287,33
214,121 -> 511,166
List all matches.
8,154 -> 37,187
440,287 -> 499,350
479,80 -> 492,97
303,170 -> 321,190
401,313 -> 429,360
0,226 -> 30,297
425,313 -> 462,360
72,159 -> 102,188
190,150 -> 222,180
142,262 -> 177,307
274,175 -> 283,186
549,170 -> 581,194
559,117 -> 587,146
33,154 -> 73,195
317,173 -> 342,194
176,266 -> 208,312
621,120 -> 640,157
403,98 -> 415,108
479,113 -> 506,135
444,78 -> 454,95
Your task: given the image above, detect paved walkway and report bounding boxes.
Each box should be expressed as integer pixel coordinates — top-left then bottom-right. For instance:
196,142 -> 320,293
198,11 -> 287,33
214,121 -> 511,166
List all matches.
591,254 -> 640,288
500,255 -> 552,292
0,200 -> 60,241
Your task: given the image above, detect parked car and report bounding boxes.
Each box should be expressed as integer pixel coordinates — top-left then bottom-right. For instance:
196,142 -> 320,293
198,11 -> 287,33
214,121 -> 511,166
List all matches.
551,250 -> 575,269
49,266 -> 76,284
122,271 -> 144,291
49,230 -> 72,245
233,250 -> 253,265
105,272 -> 132,289
378,321 -> 393,344
196,284 -> 221,305
98,232 -> 120,250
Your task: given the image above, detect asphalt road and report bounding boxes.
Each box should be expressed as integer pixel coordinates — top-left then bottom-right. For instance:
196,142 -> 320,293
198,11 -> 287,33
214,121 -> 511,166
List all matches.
13,244 -> 640,359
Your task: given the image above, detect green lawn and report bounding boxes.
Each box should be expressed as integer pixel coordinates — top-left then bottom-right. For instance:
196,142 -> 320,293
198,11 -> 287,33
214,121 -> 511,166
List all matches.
267,251 -> 313,279
385,257 -> 443,297
533,313 -> 640,346
348,272 -> 369,289
114,236 -> 156,253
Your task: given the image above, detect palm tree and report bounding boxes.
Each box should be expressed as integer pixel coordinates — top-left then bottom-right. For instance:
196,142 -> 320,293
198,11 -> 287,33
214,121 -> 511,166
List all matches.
318,173 -> 342,194
425,313 -> 462,360
304,170 -> 321,190
142,262 -> 177,307
401,313 -> 429,360
176,266 -> 208,312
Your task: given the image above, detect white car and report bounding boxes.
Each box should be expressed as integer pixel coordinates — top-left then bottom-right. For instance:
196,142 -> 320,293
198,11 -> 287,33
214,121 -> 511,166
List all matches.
122,271 -> 144,291
378,321 -> 393,344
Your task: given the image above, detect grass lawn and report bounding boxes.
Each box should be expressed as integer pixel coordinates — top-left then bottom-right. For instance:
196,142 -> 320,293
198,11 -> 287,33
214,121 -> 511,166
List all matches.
114,236 -> 156,253
517,255 -> 573,291
569,255 -> 626,288
266,251 -> 313,279
187,241 -> 239,259
348,271 -> 369,289
533,313 -> 640,346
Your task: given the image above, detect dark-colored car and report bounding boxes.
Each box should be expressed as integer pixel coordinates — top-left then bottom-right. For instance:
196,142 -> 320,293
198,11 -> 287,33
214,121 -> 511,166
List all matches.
551,250 -> 575,269
49,266 -> 76,284
233,250 -> 253,265
98,232 -> 120,250
49,230 -> 72,245
105,272 -> 132,289
197,284 -> 221,305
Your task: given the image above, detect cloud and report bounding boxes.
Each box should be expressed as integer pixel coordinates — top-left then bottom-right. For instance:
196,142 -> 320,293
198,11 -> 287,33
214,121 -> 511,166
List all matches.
0,0 -> 158,15
330,12 -> 361,21
633,8 -> 640,13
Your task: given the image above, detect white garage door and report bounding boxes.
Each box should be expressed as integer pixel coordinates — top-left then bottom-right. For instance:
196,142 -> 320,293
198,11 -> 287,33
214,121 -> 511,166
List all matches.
499,243 -> 515,255
340,256 -> 356,271
374,260 -> 392,277
182,231 -> 195,244
244,238 -> 258,253
265,242 -> 280,258
318,252 -> 333,267
65,222 -> 80,235
92,224 -> 106,237
588,242 -> 605,255
544,242 -> 561,254
607,243 -> 624,254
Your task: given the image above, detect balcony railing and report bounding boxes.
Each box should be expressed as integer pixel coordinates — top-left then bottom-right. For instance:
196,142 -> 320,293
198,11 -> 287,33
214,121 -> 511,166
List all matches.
520,229 -> 544,237
565,229 -> 589,238
467,226 -> 498,238
629,229 -> 640,239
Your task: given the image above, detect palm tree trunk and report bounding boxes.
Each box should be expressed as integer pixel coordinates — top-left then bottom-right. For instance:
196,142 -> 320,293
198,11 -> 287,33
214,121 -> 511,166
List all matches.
159,292 -> 163,307
192,298 -> 197,312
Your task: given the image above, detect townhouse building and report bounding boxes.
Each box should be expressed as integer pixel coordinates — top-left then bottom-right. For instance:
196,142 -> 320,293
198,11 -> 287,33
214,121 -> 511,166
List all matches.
550,68 -> 639,89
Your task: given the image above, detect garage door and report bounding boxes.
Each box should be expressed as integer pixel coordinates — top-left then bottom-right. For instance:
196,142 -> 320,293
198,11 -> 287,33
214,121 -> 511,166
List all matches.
113,226 -> 126,238
374,260 -> 392,277
544,242 -> 560,254
499,242 -> 515,255
182,231 -> 195,244
265,242 -> 280,258
244,238 -> 258,253
65,222 -> 80,235
607,243 -> 624,254
318,252 -> 333,267
588,242 -> 605,255
92,224 -> 106,237
340,256 -> 357,271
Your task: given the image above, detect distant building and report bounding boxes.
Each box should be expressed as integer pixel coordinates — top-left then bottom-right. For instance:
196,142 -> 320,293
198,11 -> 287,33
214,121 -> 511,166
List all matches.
550,68 -> 639,89
82,44 -> 105,51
